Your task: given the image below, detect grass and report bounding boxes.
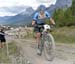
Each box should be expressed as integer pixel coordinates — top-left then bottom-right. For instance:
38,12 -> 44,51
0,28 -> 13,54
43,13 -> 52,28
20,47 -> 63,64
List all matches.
8,41 -> 17,55
23,26 -> 75,44
0,26 -> 74,63
0,41 -> 17,63
18,26 -> 75,44
52,26 -> 75,43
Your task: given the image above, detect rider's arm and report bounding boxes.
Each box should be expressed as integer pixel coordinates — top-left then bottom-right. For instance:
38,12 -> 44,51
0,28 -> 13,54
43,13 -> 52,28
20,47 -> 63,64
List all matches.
32,20 -> 36,26
0,32 -> 6,35
32,12 -> 38,26
45,11 -> 55,25
50,18 -> 55,25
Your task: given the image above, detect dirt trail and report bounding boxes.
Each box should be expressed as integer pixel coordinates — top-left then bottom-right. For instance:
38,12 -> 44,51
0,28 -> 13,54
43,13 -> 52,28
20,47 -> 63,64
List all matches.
13,39 -> 75,64
5,27 -> 75,64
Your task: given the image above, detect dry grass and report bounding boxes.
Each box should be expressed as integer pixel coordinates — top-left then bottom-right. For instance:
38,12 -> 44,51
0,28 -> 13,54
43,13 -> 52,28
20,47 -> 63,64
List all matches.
0,41 -> 17,63
52,26 -> 75,43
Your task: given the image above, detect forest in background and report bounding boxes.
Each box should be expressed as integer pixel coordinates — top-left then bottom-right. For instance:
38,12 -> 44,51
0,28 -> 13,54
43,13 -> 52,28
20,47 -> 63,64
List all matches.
53,0 -> 75,27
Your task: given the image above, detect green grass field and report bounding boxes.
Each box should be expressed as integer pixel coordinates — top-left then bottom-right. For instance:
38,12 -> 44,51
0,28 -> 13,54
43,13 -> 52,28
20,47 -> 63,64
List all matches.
52,26 -> 75,43
24,26 -> 75,44
0,41 -> 17,63
0,26 -> 75,63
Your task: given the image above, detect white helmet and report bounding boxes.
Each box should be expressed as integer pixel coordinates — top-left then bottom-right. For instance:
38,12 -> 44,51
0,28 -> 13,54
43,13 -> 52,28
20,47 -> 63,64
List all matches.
43,24 -> 51,31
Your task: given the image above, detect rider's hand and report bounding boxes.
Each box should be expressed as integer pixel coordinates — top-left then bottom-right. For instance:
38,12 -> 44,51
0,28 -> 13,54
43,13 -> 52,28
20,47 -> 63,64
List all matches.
32,24 -> 38,27
50,24 -> 56,28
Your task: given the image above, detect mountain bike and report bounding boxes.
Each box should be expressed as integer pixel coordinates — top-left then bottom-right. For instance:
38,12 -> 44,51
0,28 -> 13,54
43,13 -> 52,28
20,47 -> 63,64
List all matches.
36,24 -> 55,61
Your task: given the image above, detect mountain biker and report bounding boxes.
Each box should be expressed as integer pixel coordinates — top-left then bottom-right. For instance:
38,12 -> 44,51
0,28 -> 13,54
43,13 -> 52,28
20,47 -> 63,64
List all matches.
32,5 -> 55,55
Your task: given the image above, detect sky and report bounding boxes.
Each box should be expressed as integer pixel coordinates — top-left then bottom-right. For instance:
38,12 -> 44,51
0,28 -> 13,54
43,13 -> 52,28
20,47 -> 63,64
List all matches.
0,0 -> 56,17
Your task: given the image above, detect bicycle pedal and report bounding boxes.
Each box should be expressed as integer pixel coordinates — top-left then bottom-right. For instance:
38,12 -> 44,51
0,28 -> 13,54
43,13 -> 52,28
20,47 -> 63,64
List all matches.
37,52 -> 42,56
37,49 -> 42,56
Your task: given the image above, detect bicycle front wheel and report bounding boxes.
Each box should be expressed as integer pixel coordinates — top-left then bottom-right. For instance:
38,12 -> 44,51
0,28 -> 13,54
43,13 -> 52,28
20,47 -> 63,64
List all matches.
44,33 -> 55,61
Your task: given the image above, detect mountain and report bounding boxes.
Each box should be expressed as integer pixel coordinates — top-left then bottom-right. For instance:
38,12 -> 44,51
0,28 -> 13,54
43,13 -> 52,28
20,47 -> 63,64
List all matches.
0,17 -> 5,23
0,16 -> 13,24
46,0 -> 72,16
2,7 -> 34,25
0,6 -> 30,14
55,0 -> 72,8
0,0 -> 72,25
47,0 -> 72,11
20,7 -> 34,16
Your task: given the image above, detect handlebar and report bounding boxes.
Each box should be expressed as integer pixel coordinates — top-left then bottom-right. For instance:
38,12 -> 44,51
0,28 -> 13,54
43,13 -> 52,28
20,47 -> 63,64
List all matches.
33,24 -> 55,28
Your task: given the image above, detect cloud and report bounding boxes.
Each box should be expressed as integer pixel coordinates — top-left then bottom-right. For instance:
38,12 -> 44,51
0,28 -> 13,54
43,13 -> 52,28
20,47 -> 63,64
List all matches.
0,0 -> 56,16
0,0 -> 56,9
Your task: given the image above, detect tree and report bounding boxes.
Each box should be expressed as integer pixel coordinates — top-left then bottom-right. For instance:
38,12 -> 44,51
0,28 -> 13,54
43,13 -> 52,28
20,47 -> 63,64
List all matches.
53,0 -> 75,27
72,0 -> 75,16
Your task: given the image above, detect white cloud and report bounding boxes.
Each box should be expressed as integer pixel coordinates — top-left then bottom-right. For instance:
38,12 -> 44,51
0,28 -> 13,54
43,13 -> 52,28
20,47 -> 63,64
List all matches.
0,0 -> 56,16
0,0 -> 17,7
0,0 -> 56,9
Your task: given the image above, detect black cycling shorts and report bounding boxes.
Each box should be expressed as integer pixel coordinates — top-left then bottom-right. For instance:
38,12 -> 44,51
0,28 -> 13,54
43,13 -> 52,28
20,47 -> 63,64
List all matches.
34,23 -> 44,32
0,39 -> 6,43
0,35 -> 6,43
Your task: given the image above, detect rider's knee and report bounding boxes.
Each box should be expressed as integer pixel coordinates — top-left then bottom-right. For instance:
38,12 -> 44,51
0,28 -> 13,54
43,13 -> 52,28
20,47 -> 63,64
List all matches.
36,32 -> 41,38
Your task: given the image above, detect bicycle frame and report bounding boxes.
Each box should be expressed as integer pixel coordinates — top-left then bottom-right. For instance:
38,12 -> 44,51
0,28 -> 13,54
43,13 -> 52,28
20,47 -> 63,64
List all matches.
38,24 -> 51,51
40,24 -> 51,36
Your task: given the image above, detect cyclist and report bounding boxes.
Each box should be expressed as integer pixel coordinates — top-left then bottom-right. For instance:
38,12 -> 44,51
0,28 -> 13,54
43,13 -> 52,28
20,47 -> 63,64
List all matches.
0,28 -> 6,48
32,5 -> 55,55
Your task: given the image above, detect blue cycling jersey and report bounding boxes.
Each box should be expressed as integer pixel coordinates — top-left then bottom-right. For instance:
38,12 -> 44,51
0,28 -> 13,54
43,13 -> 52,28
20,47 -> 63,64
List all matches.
33,11 -> 51,24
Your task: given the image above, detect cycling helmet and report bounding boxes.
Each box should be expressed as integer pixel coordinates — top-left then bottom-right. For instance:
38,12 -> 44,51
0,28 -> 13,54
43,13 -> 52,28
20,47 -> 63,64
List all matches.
38,5 -> 46,12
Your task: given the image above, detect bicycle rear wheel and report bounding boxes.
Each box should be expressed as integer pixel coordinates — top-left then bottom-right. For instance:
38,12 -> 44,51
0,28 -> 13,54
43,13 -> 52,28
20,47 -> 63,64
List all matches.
44,33 -> 55,61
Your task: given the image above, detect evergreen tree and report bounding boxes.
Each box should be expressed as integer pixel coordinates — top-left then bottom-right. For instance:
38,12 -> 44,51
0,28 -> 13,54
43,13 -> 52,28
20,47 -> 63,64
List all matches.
72,0 -> 75,16
53,0 -> 75,27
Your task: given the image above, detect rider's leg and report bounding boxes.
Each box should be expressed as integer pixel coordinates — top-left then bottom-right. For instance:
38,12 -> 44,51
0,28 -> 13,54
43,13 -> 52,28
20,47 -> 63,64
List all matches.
0,42 -> 2,48
36,32 -> 41,48
36,33 -> 41,55
34,27 -> 41,47
0,42 -> 4,48
34,27 -> 42,55
1,39 -> 6,48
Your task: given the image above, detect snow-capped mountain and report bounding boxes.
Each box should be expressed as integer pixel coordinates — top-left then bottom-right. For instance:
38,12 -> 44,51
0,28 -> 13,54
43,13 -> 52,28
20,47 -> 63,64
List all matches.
20,7 -> 34,16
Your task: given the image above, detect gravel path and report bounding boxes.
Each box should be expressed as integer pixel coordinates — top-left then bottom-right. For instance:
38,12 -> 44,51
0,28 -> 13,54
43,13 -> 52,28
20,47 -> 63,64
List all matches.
5,28 -> 75,64
14,39 -> 75,64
